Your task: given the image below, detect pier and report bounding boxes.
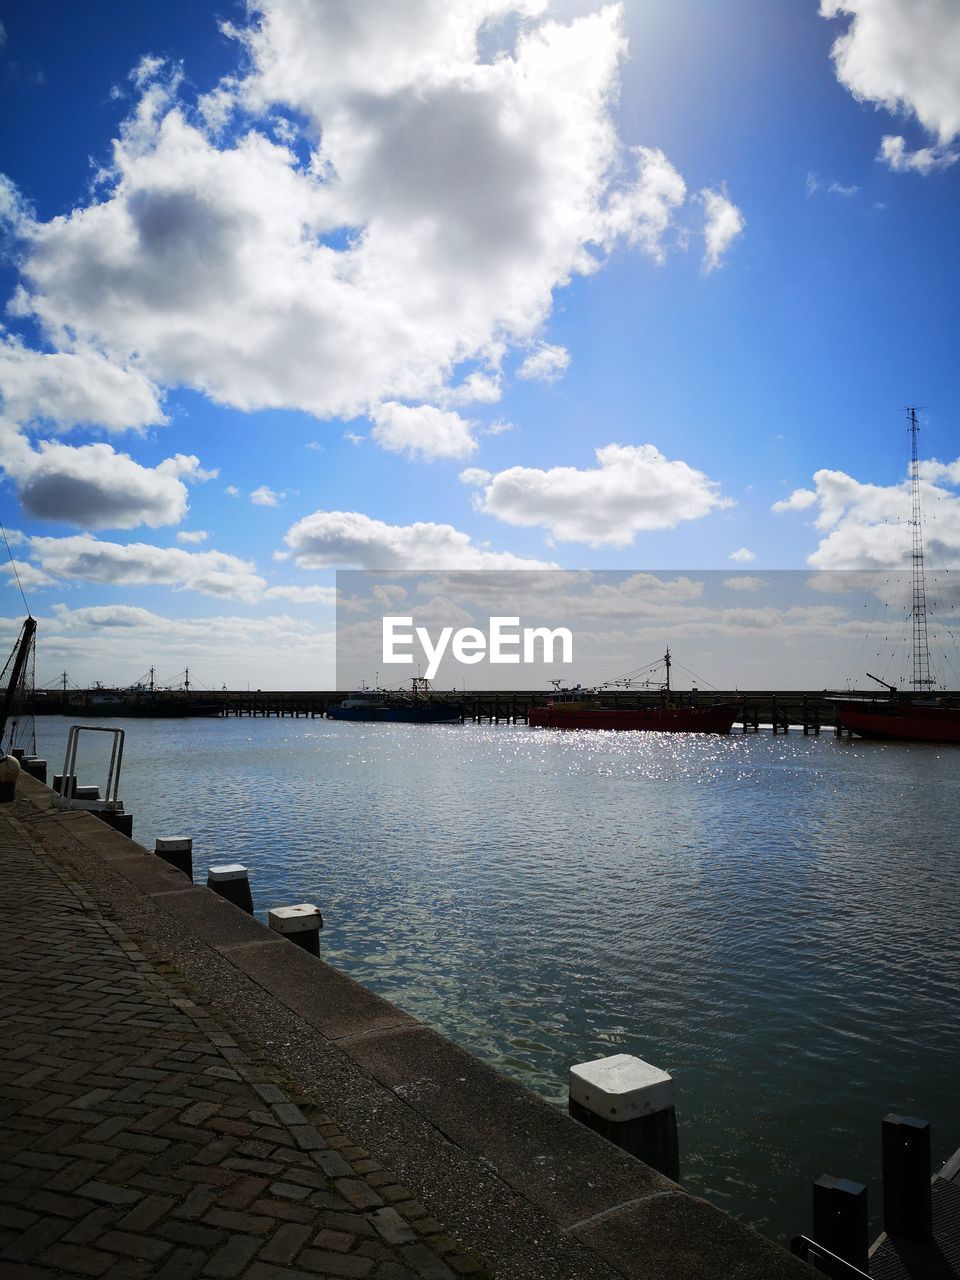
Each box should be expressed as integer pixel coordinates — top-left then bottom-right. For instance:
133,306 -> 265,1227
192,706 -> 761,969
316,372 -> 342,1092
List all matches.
31,688 -> 960,731
0,770 -> 810,1279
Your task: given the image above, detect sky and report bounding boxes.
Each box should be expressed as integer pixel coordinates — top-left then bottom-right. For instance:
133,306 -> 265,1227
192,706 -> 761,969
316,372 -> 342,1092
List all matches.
0,0 -> 958,689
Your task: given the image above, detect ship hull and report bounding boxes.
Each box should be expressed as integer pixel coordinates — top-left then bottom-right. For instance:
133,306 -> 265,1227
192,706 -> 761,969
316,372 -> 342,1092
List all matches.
528,704 -> 738,733
834,702 -> 960,743
67,700 -> 225,719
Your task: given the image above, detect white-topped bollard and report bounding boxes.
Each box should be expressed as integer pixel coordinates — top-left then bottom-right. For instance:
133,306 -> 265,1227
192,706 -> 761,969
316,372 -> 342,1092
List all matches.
207,863 -> 253,914
268,903 -> 324,955
22,757 -> 47,784
0,754 -> 21,803
569,1053 -> 680,1182
156,836 -> 193,880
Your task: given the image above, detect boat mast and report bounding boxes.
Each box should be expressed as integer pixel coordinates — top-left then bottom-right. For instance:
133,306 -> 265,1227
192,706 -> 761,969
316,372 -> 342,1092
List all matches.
907,408 -> 934,690
664,647 -> 671,695
1,616 -> 37,752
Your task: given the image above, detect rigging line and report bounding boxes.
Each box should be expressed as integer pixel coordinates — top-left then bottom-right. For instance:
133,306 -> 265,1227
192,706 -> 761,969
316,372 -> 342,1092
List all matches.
0,521 -> 31,618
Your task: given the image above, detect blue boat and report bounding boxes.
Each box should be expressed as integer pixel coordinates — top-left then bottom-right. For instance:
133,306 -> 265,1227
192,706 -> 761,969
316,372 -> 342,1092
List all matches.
327,681 -> 462,724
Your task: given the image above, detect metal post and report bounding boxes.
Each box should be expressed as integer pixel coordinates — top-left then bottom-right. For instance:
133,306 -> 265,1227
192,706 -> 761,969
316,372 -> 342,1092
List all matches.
882,1114 -> 932,1243
268,904 -> 324,955
812,1175 -> 869,1273
569,1053 -> 680,1182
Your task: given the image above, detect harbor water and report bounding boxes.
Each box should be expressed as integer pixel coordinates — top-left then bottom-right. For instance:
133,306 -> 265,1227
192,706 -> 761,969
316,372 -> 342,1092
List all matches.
34,715 -> 960,1242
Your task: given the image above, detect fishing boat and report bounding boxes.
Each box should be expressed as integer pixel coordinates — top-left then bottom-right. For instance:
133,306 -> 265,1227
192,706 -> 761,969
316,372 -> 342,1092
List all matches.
529,649 -> 738,733
833,409 -> 959,743
327,678 -> 462,724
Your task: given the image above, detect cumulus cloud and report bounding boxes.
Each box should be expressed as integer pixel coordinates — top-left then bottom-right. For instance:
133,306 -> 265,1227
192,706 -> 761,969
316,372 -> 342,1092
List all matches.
0,336 -> 166,432
283,509 -> 554,570
250,485 -> 285,507
772,488 -> 818,513
2,2 -> 738,454
723,575 -> 766,591
700,188 -> 745,273
30,534 -> 266,600
176,529 -> 209,544
369,402 -> 478,461
821,0 -> 960,172
461,443 -> 732,547
728,547 -> 756,563
0,425 -> 214,529
263,584 -> 337,605
517,343 -> 570,383
774,462 -> 960,569
2,559 -> 56,589
39,602 -> 334,688
878,134 -> 957,174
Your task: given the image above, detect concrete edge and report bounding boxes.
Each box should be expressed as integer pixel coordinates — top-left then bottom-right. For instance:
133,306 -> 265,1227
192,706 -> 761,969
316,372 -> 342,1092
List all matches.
13,771 -> 809,1280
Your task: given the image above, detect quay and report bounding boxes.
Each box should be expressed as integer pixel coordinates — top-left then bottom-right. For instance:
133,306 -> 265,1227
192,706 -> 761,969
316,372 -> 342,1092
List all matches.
32,688 -> 960,732
0,771 -> 810,1280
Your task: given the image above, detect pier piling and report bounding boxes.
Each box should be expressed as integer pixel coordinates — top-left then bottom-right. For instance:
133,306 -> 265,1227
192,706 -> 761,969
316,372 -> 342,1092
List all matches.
0,754 -> 20,802
812,1175 -> 869,1273
568,1052 -> 680,1182
22,757 -> 47,783
155,835 -> 193,880
268,903 -> 324,955
207,863 -> 254,914
882,1114 -> 933,1244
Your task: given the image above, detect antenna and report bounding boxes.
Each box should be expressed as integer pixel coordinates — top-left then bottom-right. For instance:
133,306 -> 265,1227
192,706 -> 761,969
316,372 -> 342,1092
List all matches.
907,407 -> 934,690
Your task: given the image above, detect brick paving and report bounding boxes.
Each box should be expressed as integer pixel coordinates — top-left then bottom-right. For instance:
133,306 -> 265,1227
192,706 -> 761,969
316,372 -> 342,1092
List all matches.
0,807 -> 489,1280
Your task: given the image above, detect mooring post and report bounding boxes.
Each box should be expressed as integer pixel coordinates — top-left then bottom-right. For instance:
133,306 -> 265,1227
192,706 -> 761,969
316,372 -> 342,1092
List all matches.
568,1053 -> 679,1181
812,1175 -> 869,1273
268,903 -> 324,955
155,836 -> 193,880
882,1114 -> 932,1243
207,863 -> 254,914
22,757 -> 47,783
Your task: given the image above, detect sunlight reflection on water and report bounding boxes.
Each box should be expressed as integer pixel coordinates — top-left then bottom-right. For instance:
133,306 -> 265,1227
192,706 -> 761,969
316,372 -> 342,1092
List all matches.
36,716 -> 960,1240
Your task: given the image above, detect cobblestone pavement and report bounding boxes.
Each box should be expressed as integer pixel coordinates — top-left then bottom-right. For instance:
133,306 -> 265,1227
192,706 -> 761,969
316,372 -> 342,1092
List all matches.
0,807 -> 488,1280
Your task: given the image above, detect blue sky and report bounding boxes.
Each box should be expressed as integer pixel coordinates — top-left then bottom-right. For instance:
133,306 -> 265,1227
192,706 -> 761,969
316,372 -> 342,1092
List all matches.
1,0 -> 958,688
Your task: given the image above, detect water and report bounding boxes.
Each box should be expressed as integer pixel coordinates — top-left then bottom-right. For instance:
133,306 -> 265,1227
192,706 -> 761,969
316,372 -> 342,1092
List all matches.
33,716 -> 960,1241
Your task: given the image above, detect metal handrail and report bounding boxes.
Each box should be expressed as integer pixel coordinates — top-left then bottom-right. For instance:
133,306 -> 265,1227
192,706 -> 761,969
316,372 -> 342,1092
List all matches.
57,725 -> 125,812
790,1235 -> 870,1278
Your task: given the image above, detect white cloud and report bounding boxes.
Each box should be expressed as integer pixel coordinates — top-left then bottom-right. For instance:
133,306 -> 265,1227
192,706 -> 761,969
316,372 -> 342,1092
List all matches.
284,509 -> 554,570
772,488 -> 818,514
225,484 -> 240,496
38,602 -> 334,688
700,188 -> 745,273
263,584 -> 337,606
4,3 -> 737,452
0,423 -> 209,529
462,443 -> 732,547
250,485 -> 284,507
877,134 -> 957,174
776,463 -> 960,569
728,547 -> 756,563
0,335 -> 165,432
821,0 -> 960,171
807,171 -> 861,196
176,529 -> 209,544
2,560 -> 57,589
30,534 -> 266,600
370,402 -> 478,461
517,343 -> 570,383
722,575 -> 766,591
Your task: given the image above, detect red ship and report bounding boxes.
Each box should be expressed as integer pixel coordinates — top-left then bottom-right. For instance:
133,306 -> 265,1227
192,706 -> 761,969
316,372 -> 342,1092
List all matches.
832,699 -> 960,743
529,649 -> 738,734
833,410 -> 959,745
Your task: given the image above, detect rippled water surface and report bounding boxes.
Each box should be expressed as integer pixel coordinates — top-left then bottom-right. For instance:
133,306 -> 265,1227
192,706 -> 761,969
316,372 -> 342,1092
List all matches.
35,716 -> 960,1240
